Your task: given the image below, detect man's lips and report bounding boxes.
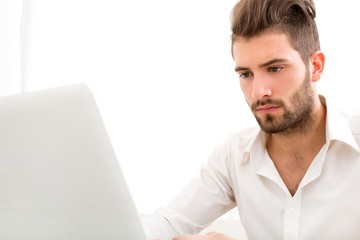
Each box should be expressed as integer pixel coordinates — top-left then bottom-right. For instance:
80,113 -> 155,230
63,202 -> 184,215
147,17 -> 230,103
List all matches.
255,104 -> 280,114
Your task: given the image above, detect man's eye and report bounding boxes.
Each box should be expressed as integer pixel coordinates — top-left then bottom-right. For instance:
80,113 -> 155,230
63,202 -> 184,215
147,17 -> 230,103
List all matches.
239,72 -> 253,79
268,66 -> 283,73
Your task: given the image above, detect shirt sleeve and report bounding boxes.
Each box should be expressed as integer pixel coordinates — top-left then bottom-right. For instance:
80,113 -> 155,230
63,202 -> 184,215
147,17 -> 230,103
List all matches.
142,140 -> 237,240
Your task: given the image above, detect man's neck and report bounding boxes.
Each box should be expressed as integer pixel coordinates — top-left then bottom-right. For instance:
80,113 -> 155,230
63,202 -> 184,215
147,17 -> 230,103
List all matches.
265,101 -> 327,196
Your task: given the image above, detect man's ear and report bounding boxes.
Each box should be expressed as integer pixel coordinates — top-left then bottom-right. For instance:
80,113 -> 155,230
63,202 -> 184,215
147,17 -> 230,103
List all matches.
310,50 -> 325,83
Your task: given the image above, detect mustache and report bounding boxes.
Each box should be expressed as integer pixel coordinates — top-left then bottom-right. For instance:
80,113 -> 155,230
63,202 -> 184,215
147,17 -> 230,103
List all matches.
250,98 -> 284,111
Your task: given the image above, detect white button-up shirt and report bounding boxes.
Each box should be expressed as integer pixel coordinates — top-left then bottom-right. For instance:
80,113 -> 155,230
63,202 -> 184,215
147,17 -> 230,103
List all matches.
142,97 -> 360,240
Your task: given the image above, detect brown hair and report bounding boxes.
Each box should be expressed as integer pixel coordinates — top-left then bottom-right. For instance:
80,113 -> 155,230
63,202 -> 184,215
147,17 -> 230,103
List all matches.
231,0 -> 320,63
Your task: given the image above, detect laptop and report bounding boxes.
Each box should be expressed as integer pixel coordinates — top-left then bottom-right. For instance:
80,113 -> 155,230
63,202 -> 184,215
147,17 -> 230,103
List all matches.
0,84 -> 148,240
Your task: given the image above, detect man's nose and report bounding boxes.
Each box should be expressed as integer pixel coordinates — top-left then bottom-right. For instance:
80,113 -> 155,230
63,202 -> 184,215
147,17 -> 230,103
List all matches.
251,75 -> 272,99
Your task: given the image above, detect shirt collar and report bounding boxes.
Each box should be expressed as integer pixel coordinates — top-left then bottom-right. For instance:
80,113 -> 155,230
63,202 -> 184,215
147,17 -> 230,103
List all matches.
241,129 -> 266,165
323,96 -> 360,152
241,95 -> 360,165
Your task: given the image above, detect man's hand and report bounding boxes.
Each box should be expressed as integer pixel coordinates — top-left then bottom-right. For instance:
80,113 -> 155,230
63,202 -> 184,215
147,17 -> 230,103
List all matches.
173,232 -> 236,240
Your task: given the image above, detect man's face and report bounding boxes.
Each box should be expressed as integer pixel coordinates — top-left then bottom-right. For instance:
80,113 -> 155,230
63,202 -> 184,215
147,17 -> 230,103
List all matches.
233,32 -> 315,134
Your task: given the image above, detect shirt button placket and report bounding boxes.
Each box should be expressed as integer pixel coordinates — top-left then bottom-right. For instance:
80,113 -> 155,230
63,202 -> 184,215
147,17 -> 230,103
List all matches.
283,192 -> 302,240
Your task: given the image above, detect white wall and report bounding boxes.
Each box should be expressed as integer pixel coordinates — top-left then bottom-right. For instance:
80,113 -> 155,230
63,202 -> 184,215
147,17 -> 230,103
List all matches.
20,0 -> 244,214
315,1 -> 360,111
3,0 -> 360,215
0,0 -> 22,95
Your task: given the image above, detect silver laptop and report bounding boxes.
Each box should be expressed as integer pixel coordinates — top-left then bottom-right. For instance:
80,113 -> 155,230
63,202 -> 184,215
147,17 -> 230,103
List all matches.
0,84 -> 147,240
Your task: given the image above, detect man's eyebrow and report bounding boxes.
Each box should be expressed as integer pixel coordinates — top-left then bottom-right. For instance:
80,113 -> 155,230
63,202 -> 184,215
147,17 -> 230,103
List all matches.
234,66 -> 249,72
259,58 -> 288,68
234,58 -> 288,72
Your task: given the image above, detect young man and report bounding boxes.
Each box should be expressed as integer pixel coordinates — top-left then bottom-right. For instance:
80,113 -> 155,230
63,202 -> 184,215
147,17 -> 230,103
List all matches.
142,0 -> 360,239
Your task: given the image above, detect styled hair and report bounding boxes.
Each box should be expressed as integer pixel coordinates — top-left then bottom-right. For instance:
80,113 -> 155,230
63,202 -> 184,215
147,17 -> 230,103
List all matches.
231,0 -> 320,63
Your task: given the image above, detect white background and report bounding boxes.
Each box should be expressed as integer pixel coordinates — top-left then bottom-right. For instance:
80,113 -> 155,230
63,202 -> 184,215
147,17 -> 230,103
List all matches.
1,0 -> 360,216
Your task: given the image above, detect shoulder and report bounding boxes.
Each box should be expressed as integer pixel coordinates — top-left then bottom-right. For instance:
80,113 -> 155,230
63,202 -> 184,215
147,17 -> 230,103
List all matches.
227,125 -> 261,149
337,108 -> 360,149
209,125 -> 260,165
203,125 -> 260,192
339,109 -> 360,134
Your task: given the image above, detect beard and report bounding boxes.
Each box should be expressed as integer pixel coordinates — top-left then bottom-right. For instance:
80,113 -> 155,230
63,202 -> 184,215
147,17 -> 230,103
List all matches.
250,73 -> 314,135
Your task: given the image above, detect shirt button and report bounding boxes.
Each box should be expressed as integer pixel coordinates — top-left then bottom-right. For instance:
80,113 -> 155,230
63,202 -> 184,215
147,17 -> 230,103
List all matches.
288,208 -> 296,215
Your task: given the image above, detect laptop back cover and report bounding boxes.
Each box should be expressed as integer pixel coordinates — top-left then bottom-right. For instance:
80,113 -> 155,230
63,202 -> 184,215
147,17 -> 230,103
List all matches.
0,84 -> 147,240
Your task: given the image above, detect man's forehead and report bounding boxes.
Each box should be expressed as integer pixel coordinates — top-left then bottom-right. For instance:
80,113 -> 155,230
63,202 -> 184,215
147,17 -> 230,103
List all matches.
232,33 -> 297,68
